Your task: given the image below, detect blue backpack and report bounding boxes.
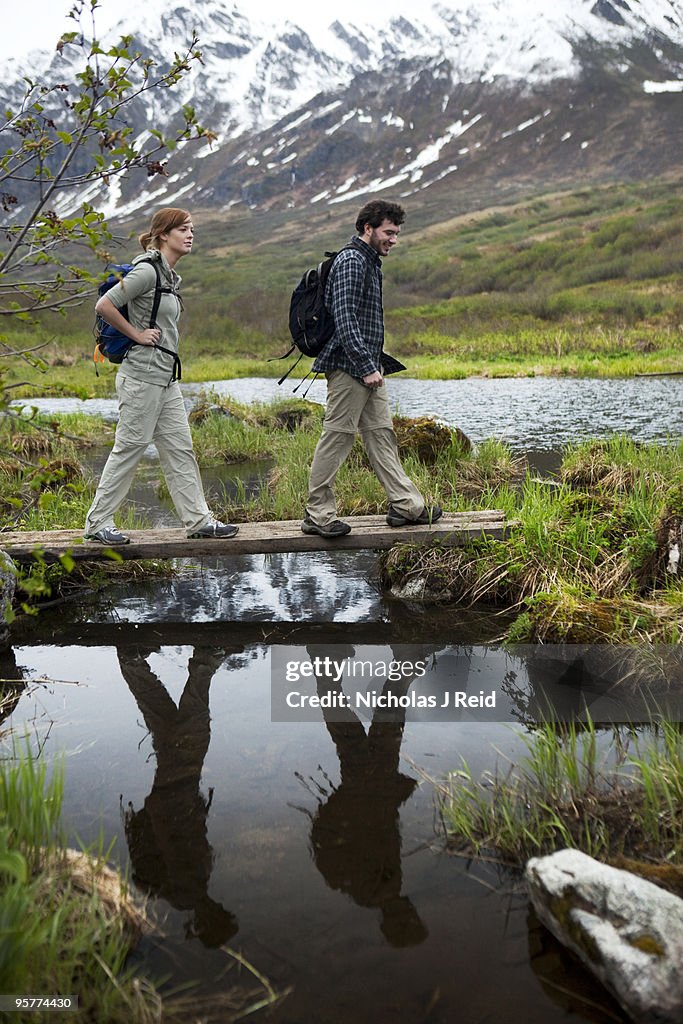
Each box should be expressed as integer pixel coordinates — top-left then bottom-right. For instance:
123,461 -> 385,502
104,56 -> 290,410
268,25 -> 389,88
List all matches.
93,258 -> 182,380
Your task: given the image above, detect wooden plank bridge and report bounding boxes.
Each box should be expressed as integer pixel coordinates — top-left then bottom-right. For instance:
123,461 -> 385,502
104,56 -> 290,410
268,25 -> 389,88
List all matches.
0,510 -> 507,563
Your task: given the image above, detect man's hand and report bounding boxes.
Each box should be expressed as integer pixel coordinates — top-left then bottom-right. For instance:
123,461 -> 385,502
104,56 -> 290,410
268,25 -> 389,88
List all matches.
362,370 -> 384,389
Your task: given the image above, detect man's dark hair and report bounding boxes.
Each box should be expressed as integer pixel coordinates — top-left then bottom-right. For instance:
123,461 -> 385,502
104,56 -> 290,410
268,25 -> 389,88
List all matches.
355,199 -> 406,234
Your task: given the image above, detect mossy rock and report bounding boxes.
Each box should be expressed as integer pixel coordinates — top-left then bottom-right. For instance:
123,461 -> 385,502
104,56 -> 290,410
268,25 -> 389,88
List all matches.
188,402 -> 236,425
393,415 -> 470,464
610,857 -> 683,900
263,399 -> 324,432
346,415 -> 467,469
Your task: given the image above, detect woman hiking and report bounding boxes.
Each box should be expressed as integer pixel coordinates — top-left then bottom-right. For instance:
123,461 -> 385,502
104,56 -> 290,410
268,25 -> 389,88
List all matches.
84,207 -> 238,544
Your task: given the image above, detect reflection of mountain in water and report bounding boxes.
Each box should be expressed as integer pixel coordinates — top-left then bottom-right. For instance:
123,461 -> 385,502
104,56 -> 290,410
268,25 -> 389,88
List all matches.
106,551 -> 381,624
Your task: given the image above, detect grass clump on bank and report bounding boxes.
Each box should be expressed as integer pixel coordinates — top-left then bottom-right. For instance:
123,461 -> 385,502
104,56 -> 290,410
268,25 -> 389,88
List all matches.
381,435 -> 683,644
441,717 -> 683,882
188,392 -> 324,464
0,746 -> 156,1023
0,739 -> 288,1023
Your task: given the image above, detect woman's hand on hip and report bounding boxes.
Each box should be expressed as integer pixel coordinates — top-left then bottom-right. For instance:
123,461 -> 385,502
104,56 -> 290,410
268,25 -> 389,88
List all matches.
136,327 -> 161,346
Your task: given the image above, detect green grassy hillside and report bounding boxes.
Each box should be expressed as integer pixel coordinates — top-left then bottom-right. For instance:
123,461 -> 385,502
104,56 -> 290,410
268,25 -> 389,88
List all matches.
6,174 -> 683,395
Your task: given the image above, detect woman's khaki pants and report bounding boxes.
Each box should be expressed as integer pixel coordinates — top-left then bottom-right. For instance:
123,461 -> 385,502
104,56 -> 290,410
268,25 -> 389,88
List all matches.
85,375 -> 210,536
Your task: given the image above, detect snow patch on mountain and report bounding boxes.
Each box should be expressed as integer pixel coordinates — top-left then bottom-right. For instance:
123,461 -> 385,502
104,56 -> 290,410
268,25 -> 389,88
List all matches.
2,0 -> 682,218
643,78 -> 683,91
5,0 -> 682,133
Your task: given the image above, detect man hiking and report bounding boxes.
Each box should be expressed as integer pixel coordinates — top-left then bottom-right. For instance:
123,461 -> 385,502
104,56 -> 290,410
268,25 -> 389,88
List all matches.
302,198 -> 442,538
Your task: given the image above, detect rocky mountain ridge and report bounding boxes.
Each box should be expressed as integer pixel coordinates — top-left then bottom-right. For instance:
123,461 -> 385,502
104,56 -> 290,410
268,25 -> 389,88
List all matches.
2,0 -> 682,219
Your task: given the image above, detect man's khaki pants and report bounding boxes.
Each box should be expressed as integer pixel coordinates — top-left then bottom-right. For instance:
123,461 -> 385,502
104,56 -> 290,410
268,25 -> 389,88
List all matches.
306,370 -> 424,526
85,375 -> 210,535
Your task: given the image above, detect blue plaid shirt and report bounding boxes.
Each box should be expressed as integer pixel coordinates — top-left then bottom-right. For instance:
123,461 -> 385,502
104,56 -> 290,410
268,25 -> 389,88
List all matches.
312,237 -> 404,379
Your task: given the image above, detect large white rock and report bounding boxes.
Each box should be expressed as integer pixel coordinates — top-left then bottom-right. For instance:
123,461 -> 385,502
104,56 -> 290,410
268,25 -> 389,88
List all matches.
526,848 -> 683,1024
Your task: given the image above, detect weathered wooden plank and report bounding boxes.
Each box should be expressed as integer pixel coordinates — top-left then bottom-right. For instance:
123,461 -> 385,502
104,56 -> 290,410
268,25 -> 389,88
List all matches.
0,511 -> 508,562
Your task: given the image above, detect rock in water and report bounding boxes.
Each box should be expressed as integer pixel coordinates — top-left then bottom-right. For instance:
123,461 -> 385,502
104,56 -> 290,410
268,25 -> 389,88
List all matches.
526,848 -> 683,1024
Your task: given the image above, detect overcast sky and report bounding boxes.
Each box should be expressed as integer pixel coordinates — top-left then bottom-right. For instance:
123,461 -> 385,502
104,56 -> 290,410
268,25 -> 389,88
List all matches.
1,0 -> 404,60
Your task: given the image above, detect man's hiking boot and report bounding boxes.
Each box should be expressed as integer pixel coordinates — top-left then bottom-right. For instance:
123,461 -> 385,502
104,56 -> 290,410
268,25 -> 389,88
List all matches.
188,517 -> 239,539
84,526 -> 130,545
301,515 -> 351,538
386,505 -> 443,528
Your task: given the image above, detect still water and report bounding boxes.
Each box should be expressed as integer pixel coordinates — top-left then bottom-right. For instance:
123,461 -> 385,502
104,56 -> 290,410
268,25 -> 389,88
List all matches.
14,373 -> 683,449
8,573 -> 645,1024
4,375 -> 683,1022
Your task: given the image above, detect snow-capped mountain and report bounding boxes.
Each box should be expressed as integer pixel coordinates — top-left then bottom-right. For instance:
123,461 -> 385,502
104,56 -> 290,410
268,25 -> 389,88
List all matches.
2,0 -> 682,218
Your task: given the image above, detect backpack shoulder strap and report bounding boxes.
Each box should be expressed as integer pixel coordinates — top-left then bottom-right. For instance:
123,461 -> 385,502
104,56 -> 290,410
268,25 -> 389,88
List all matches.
137,256 -> 164,328
133,256 -> 182,381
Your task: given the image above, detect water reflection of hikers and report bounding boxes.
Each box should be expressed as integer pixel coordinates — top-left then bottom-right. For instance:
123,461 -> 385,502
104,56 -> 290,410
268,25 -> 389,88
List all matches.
120,646 -> 238,948
307,645 -> 428,947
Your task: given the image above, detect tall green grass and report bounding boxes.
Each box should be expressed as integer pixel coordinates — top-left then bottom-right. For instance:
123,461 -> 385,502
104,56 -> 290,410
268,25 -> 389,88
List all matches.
443,717 -> 683,866
0,746 -> 159,1023
381,435 -> 683,643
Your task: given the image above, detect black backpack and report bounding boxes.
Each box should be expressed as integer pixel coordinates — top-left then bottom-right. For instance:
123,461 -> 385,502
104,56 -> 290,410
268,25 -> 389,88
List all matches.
93,257 -> 182,381
277,244 -> 372,385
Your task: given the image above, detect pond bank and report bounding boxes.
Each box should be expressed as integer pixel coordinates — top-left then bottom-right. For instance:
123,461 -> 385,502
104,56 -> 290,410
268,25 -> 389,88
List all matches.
13,373 -> 683,450
381,434 -> 683,645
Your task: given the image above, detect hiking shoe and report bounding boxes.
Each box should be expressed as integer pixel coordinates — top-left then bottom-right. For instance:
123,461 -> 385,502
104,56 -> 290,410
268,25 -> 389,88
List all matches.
189,518 -> 239,539
386,505 -> 443,528
301,515 -> 351,538
84,526 -> 130,545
